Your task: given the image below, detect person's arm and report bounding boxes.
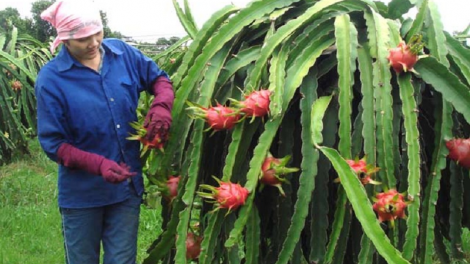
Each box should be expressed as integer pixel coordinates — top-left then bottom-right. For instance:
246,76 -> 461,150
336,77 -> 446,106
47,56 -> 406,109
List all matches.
121,39 -> 175,145
57,143 -> 136,184
150,76 -> 174,113
143,76 -> 174,143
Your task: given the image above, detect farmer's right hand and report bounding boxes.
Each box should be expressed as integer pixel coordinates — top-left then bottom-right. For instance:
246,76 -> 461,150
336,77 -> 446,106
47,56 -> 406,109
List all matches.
99,160 -> 137,184
57,143 -> 136,183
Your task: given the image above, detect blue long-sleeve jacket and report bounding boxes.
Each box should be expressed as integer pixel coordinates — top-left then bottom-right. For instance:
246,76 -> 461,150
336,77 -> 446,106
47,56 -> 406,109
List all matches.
35,38 -> 169,208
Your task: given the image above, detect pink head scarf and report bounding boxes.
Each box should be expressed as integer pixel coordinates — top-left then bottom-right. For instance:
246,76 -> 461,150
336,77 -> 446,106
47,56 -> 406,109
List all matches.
41,0 -> 103,53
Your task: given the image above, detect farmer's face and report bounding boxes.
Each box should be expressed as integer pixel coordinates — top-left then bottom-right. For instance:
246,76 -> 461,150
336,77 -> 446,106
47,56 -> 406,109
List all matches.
64,31 -> 103,62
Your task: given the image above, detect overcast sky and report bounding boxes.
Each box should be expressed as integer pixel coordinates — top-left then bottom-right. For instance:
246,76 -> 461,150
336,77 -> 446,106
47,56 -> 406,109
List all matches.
0,0 -> 468,42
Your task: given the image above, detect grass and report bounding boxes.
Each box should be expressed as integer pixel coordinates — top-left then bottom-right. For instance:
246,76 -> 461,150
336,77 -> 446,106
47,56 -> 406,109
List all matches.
0,139 -> 162,264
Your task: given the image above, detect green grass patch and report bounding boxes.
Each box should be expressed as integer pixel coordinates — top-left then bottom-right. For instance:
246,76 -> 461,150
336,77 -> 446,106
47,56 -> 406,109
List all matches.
0,139 -> 162,264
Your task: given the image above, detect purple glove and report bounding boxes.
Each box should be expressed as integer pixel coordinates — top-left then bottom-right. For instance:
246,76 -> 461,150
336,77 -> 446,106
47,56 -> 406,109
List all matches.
57,143 -> 136,184
99,161 -> 137,183
143,76 -> 174,144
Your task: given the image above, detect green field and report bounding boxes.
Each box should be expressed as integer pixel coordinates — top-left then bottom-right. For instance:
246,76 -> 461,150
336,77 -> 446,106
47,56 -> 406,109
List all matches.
0,139 -> 162,264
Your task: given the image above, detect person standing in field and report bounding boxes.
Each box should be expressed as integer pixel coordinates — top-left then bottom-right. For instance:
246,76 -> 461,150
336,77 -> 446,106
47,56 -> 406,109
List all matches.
35,1 -> 174,263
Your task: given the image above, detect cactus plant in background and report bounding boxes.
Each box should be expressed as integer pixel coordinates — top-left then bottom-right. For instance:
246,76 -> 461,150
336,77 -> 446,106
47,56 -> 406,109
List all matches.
137,0 -> 470,263
0,24 -> 52,164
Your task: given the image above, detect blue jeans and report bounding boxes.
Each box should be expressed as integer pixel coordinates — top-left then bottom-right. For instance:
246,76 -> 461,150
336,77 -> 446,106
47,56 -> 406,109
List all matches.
59,188 -> 142,264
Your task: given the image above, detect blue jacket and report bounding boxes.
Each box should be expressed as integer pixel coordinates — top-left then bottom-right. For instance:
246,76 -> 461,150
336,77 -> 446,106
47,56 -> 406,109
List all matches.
35,38 -> 168,208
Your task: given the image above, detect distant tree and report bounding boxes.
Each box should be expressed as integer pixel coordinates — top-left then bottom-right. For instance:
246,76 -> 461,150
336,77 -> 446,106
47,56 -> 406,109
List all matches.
100,11 -> 123,39
0,7 -> 32,33
30,0 -> 56,42
168,36 -> 181,45
452,23 -> 470,47
156,37 -> 171,46
155,37 -> 181,50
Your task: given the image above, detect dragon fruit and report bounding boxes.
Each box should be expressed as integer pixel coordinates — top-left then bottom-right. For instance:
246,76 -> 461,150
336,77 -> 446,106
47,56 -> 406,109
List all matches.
387,35 -> 423,74
344,158 -> 380,185
388,42 -> 416,73
163,175 -> 181,202
260,155 -> 299,196
187,102 -> 240,131
372,189 -> 408,227
230,90 -> 271,120
3,63 -> 16,77
240,90 -> 271,117
10,80 -> 22,92
127,121 -> 167,155
198,178 -> 249,212
446,138 -> 470,169
185,232 -> 203,260
347,158 -> 368,174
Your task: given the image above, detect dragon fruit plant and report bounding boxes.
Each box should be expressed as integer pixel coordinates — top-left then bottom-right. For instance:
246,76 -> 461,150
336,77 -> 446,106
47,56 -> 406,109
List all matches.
140,0 -> 470,263
0,30 -> 51,164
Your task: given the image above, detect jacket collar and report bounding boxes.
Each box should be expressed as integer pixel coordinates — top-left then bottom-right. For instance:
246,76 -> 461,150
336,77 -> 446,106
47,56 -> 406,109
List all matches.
56,40 -> 124,72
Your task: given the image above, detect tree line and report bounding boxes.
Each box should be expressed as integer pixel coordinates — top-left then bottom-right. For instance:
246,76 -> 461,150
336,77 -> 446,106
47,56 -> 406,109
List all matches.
0,0 -> 180,47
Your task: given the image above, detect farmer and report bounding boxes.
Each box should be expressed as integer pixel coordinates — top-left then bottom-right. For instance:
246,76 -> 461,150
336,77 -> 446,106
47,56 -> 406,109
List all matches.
35,1 -> 174,263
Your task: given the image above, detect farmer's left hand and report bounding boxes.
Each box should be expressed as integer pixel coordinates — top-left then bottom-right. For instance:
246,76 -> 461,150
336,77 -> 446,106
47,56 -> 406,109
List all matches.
143,76 -> 174,144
